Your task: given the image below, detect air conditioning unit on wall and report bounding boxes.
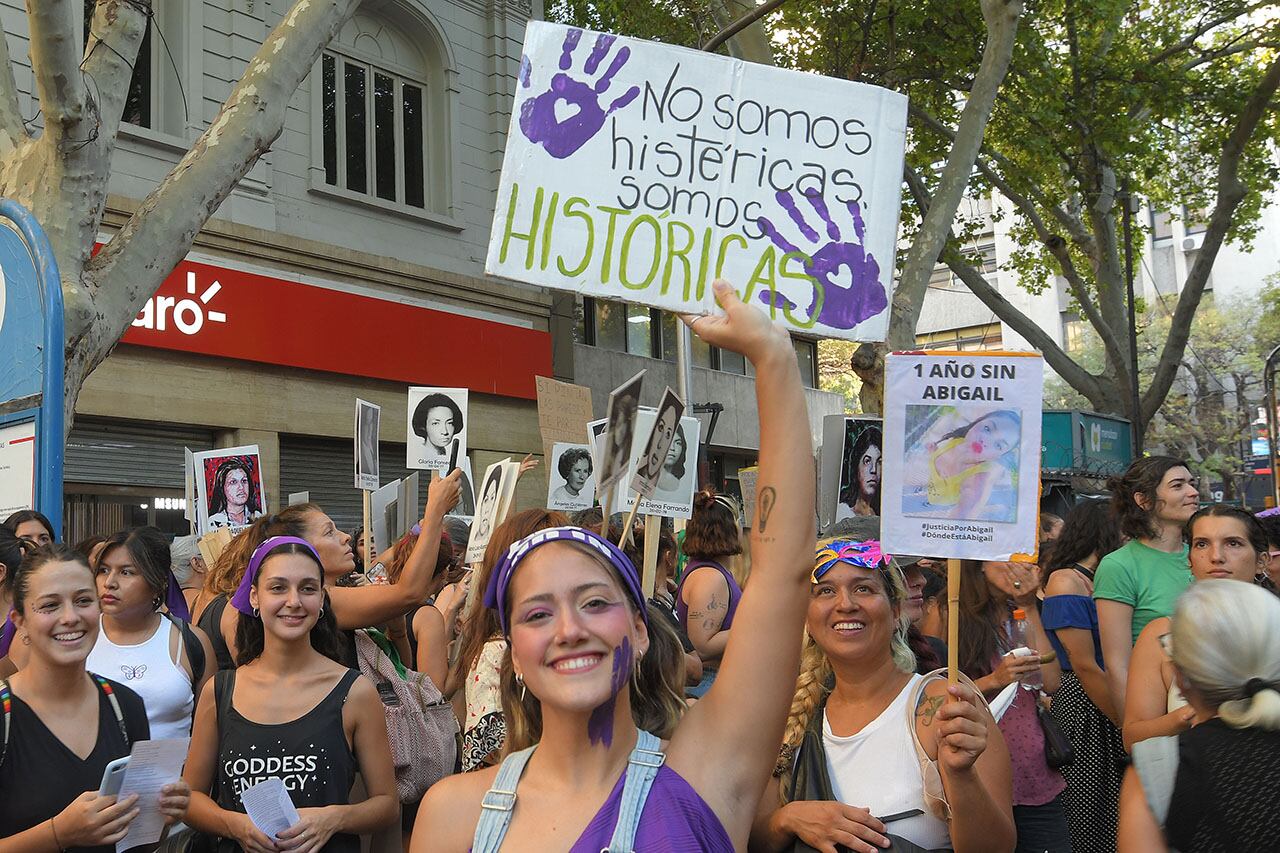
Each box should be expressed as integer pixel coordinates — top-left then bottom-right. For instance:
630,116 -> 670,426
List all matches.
1182,232 -> 1204,252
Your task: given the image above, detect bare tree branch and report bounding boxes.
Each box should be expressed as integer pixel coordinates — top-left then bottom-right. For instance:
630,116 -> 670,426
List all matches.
26,0 -> 88,142
84,0 -> 362,356
708,0 -> 777,64
1144,1 -> 1271,69
1143,51 -> 1280,422
0,12 -> 29,153
702,0 -> 787,54
82,0 -> 149,149
887,0 -> 1023,350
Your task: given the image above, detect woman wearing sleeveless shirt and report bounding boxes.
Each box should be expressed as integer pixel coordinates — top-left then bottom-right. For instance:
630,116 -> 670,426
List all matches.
754,538 -> 1013,852
1119,581 -> 1280,851
1123,505 -> 1269,751
0,545 -> 190,853
1040,500 -> 1126,853
0,527 -> 32,663
198,478 -> 460,670
414,281 -> 815,851
87,527 -> 215,739
676,491 -> 744,698
183,537 -> 396,853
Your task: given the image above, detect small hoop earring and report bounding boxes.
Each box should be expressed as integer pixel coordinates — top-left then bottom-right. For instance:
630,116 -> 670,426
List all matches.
252,607 -> 259,618
318,606 -> 324,617
152,596 -> 163,611
516,672 -> 526,702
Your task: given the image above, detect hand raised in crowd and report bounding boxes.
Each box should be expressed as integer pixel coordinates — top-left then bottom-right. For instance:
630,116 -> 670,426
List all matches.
52,791 -> 140,848
433,573 -> 471,630
933,683 -> 991,774
424,468 -> 463,520
515,453 -> 539,480
158,780 -> 191,826
683,278 -> 792,365
987,560 -> 1041,605
989,649 -> 1044,689
275,805 -> 344,853
230,812 -> 280,853
772,800 -> 890,853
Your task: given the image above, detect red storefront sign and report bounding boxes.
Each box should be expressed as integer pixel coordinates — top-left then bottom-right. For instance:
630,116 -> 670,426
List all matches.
120,258 -> 551,399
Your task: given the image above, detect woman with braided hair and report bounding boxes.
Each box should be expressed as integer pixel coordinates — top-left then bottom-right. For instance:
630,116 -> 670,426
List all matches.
752,537 -> 1014,853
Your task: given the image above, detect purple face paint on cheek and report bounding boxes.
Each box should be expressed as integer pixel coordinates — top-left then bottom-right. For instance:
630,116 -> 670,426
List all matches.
587,636 -> 632,747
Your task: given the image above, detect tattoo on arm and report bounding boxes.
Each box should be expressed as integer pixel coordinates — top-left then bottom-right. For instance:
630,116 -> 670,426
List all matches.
758,487 -> 777,533
917,695 -> 945,726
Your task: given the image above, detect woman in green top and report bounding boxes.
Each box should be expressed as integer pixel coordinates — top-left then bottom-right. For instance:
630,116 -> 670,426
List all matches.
1094,456 -> 1198,715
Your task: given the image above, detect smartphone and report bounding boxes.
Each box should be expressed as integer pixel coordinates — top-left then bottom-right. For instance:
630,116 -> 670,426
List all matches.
98,755 -> 130,797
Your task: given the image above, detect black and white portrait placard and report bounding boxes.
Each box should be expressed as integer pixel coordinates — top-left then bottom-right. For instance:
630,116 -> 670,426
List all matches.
407,387 -> 469,471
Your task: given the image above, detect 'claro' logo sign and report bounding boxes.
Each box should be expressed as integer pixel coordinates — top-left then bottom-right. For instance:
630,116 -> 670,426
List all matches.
131,270 -> 227,336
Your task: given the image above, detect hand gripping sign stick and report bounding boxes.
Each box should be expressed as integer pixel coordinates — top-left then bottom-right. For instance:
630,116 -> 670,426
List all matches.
948,558 -> 961,685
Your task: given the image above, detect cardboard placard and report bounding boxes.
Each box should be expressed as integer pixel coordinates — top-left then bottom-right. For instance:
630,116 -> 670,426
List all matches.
407,387 -> 469,471
355,399 -> 381,492
535,376 -> 595,466
597,370 -> 644,491
880,352 -> 1044,561
466,458 -> 521,564
486,21 -> 908,342
631,387 -> 686,500
193,445 -> 266,534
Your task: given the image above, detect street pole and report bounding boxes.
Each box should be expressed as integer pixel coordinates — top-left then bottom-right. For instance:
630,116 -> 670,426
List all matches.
1122,179 -> 1144,455
1266,345 -> 1280,508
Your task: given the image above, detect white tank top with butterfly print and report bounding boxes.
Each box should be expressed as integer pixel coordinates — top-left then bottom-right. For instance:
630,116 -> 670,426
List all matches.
87,617 -> 195,740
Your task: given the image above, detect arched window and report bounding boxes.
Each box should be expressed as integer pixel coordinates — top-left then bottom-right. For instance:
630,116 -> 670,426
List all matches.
316,3 -> 449,214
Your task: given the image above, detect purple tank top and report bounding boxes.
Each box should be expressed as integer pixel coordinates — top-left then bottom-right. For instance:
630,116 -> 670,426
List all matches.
676,560 -> 742,633
570,764 -> 734,852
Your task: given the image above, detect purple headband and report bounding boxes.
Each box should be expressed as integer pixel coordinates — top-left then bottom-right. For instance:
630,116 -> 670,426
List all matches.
483,526 -> 649,634
231,536 -> 322,616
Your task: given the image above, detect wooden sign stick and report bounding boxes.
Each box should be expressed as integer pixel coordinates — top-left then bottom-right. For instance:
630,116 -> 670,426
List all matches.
947,557 -> 961,685
362,490 -> 373,570
600,484 -> 616,537
641,515 -> 660,598
618,500 -> 642,549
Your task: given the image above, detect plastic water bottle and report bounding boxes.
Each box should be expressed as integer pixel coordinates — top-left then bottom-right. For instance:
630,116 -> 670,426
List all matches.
1008,608 -> 1043,690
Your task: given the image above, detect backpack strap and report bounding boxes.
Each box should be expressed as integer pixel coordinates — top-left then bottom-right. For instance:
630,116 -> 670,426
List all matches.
604,730 -> 665,853
163,612 -> 206,680
89,674 -> 130,747
0,677 -> 11,766
1131,735 -> 1180,828
471,744 -> 537,853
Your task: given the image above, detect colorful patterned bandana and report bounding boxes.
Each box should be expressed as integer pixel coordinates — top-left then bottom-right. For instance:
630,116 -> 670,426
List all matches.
813,538 -> 893,583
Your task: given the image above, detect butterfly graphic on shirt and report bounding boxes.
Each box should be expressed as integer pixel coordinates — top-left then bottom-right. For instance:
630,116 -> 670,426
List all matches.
120,664 -> 147,680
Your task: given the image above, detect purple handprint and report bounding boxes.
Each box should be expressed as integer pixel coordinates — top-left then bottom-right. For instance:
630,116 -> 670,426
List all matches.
756,189 -> 888,330
518,29 -> 640,159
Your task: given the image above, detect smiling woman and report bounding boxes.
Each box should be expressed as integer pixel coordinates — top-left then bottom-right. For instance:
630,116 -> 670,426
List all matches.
0,545 -> 190,853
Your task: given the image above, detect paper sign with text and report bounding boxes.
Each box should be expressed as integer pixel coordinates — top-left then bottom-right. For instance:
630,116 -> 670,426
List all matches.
535,376 -> 596,464
486,21 -> 908,342
880,352 -> 1043,561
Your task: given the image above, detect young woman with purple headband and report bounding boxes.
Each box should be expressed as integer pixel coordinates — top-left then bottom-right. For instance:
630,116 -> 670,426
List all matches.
413,279 -> 815,851
182,537 -> 397,853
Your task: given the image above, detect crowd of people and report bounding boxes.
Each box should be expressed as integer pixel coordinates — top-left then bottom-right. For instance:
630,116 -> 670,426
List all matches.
0,280 -> 1277,852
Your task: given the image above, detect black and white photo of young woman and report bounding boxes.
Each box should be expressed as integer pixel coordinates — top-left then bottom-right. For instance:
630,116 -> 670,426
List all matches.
597,369 -> 644,490
448,457 -> 477,520
466,459 -> 516,563
635,415 -> 700,517
355,398 -> 381,491
836,420 -> 883,521
407,386 -> 469,471
547,443 -> 596,511
631,387 -> 686,499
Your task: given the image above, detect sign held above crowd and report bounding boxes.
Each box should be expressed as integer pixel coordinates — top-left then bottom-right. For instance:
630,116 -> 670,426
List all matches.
486,21 -> 908,342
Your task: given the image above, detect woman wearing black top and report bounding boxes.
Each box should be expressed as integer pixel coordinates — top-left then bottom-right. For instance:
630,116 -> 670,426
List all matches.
183,537 -> 397,853
0,545 -> 189,853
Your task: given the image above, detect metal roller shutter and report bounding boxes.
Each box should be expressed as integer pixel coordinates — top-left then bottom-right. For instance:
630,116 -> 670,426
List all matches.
278,436 -> 430,533
66,419 -> 215,488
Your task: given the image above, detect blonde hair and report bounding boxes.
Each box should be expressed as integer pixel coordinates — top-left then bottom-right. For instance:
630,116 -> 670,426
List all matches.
497,542 -> 684,754
1171,580 -> 1280,731
777,539 -> 916,794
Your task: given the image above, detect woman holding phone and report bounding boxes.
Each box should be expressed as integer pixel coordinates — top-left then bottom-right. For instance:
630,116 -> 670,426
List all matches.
0,545 -> 189,853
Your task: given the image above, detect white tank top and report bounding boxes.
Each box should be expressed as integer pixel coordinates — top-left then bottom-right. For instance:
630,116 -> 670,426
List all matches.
87,617 -> 195,740
823,673 -> 954,850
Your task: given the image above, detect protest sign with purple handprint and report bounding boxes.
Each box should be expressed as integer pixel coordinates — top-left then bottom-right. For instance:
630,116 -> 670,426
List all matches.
756,189 -> 888,333
518,29 -> 640,159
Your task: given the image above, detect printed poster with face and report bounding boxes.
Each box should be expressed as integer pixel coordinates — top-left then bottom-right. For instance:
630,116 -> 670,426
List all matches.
407,387 -> 469,471
880,352 -> 1044,561
631,387 -> 685,499
355,399 -> 381,491
193,445 -> 267,534
820,416 -> 883,526
597,370 -> 644,491
590,411 -> 701,519
466,458 -> 520,564
486,21 -> 908,342
547,442 -> 597,512
448,457 -> 477,521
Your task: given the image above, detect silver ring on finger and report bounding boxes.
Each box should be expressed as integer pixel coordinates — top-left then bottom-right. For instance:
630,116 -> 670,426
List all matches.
1013,580 -> 1022,589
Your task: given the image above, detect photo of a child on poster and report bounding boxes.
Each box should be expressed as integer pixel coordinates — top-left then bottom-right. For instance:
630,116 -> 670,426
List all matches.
194,445 -> 266,533
880,352 -> 1043,562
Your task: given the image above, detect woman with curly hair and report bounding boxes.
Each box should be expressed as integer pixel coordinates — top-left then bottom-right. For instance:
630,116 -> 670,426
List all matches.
752,538 -> 1013,852
205,458 -> 263,529
550,447 -> 593,505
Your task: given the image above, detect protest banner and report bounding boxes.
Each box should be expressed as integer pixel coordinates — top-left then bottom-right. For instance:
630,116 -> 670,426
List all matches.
407,387 -> 469,471
536,376 -> 595,465
184,447 -> 196,526
193,445 -> 266,534
738,466 -> 759,528
355,399 -> 381,492
0,421 -> 34,519
591,411 -> 701,520
631,387 -> 685,500
486,21 -> 908,342
879,351 -> 1044,685
397,472 -> 419,536
596,371 -> 644,521
370,479 -> 400,553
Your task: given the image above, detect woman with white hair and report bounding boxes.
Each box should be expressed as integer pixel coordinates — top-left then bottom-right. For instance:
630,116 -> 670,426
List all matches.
1119,580 -> 1280,851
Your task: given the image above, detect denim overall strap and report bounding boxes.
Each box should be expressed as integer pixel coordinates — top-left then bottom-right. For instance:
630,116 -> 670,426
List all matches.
604,730 -> 666,852
471,744 -> 536,853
